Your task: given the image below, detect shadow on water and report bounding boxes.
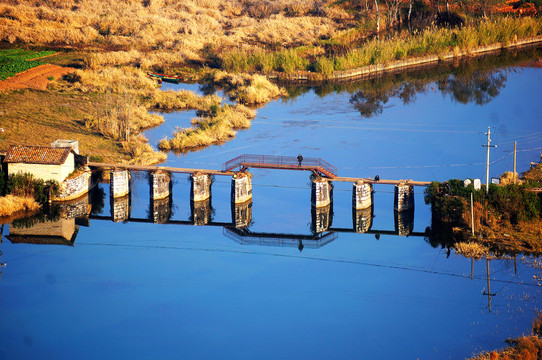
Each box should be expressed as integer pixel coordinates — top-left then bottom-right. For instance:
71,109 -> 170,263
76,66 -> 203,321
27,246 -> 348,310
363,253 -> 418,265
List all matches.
281,46 -> 542,118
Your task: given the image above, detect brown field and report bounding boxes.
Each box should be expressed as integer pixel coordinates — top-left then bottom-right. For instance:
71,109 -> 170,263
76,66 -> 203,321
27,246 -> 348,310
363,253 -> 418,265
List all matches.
0,64 -> 74,91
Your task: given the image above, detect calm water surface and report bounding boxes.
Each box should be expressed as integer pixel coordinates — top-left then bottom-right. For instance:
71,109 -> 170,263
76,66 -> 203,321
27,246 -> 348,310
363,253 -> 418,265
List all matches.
1,49 -> 541,359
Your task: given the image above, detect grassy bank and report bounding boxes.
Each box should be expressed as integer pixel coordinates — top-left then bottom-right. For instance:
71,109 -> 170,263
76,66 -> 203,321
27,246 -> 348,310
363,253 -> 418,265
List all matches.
425,163 -> 542,255
219,17 -> 542,76
470,314 -> 542,359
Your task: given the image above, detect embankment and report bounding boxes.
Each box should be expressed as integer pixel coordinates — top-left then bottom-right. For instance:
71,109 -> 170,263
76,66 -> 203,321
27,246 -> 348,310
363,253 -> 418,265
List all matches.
269,36 -> 542,82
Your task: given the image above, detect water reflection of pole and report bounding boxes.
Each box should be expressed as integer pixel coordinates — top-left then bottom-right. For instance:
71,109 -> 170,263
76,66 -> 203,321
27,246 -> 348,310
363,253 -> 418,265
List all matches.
483,257 -> 496,312
471,258 -> 473,280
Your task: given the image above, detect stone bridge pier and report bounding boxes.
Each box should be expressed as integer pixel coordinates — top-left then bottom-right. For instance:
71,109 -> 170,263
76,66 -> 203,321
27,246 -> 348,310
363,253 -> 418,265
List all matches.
110,169 -> 130,198
149,170 -> 172,224
191,173 -> 211,202
311,178 -> 332,208
394,183 -> 414,212
231,173 -> 252,204
353,180 -> 373,210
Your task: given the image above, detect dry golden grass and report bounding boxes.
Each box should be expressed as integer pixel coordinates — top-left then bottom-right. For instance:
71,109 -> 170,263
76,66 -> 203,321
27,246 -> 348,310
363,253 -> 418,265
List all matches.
0,0 -> 351,69
523,163 -> 542,182
158,104 -> 255,151
208,71 -> 287,105
0,195 -> 40,218
454,242 -> 489,259
469,336 -> 542,360
122,140 -> 166,165
500,171 -> 522,185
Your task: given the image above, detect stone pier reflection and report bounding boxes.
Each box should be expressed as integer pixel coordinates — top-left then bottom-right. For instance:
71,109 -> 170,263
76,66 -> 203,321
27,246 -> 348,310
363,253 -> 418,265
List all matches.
232,200 -> 252,228
150,197 -> 172,224
311,204 -> 333,234
111,194 -> 131,222
353,205 -> 373,233
394,209 -> 414,236
191,198 -> 212,225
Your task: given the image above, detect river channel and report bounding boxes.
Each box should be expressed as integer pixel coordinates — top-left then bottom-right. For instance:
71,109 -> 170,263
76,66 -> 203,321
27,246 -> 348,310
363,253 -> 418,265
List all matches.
1,48 -> 541,359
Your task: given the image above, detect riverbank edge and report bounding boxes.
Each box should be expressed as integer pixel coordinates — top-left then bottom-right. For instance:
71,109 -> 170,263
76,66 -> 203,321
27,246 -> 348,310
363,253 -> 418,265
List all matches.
268,35 -> 542,82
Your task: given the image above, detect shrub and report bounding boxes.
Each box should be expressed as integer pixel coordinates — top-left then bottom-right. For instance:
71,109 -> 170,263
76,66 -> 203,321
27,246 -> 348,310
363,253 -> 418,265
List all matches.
7,173 -> 58,204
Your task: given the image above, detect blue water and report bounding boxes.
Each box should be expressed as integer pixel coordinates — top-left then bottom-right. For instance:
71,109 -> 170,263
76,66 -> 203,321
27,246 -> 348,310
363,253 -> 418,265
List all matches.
1,54 -> 541,360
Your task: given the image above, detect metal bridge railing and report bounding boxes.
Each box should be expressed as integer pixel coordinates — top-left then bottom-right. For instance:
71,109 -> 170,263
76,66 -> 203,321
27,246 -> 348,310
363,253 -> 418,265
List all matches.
222,154 -> 337,176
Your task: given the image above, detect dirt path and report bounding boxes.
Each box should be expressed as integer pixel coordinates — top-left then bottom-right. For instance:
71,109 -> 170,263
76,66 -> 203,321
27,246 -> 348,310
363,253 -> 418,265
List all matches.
0,64 -> 75,91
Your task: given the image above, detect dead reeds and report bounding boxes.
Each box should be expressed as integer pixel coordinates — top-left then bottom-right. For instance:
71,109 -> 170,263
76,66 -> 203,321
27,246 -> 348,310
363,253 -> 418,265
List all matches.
0,195 -> 40,218
158,104 -> 255,151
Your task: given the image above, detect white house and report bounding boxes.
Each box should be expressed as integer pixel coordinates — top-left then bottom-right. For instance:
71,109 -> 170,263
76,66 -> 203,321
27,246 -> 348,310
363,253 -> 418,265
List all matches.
4,144 -> 77,183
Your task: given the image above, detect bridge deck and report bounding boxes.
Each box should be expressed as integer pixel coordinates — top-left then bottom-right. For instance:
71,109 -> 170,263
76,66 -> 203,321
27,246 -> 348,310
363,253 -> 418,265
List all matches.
88,162 -> 235,176
88,161 -> 431,186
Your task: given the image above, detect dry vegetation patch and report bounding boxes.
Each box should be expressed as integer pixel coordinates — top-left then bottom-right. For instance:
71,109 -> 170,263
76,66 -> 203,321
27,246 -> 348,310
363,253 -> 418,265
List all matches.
0,195 -> 40,219
206,71 -> 287,105
0,0 -> 350,69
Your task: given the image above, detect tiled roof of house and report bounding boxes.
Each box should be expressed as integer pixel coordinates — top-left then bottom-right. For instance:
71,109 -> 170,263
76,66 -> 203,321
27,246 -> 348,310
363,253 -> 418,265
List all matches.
4,145 -> 73,165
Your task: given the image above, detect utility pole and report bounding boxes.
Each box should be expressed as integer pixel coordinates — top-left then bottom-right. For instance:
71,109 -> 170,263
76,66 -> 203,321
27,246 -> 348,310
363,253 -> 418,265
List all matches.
482,127 -> 497,193
470,192 -> 475,235
513,141 -> 517,184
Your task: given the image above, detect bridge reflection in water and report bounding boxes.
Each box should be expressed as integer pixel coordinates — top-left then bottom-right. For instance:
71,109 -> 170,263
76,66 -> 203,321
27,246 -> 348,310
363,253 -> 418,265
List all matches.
4,183 -> 424,251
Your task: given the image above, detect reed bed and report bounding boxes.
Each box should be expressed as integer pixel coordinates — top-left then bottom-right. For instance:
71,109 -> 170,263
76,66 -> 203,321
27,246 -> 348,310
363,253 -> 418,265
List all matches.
0,195 -> 40,217
158,104 -> 255,151
219,17 -> 542,74
206,71 -> 287,105
454,242 -> 490,259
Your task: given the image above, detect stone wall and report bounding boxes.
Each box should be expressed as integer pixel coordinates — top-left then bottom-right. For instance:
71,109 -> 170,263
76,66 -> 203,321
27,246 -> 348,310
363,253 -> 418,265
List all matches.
54,167 -> 92,202
58,194 -> 90,219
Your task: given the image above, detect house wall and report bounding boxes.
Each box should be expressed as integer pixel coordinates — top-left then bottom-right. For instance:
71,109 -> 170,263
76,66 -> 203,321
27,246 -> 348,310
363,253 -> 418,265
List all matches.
8,153 -> 75,183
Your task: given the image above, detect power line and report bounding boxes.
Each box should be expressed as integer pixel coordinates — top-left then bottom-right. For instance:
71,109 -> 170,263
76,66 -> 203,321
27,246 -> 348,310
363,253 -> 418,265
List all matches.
73,241 -> 541,288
